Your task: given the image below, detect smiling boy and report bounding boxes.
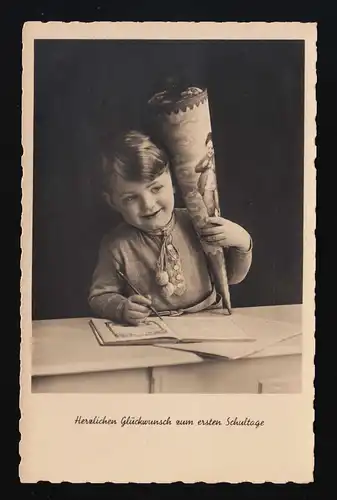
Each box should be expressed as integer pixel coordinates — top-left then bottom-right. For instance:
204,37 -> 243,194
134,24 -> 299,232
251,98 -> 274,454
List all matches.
88,131 -> 252,325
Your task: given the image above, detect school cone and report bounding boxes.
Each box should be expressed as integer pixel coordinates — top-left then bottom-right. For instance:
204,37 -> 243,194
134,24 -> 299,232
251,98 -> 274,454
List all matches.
148,85 -> 232,314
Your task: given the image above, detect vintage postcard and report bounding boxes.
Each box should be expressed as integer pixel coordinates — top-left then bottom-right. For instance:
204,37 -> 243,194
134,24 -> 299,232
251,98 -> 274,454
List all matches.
20,22 -> 316,483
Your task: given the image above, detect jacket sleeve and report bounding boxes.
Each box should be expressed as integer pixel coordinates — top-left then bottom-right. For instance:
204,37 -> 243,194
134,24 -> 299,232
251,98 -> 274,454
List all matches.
225,237 -> 253,285
88,235 -> 128,322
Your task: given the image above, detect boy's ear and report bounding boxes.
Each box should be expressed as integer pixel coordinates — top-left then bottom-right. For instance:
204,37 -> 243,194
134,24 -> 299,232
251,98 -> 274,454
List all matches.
102,191 -> 117,211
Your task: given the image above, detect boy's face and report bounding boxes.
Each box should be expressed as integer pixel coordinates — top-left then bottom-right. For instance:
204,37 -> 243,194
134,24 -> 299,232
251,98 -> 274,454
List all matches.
108,169 -> 175,231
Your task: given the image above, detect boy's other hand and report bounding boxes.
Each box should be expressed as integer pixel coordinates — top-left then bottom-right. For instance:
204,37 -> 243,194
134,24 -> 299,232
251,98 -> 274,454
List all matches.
199,217 -> 251,252
123,294 -> 152,326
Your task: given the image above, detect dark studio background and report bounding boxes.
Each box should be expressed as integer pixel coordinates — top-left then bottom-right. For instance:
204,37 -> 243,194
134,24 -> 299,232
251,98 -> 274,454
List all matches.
33,39 -> 304,320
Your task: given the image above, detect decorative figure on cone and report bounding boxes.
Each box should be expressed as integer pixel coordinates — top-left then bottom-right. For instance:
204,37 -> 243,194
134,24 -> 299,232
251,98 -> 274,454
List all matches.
195,132 -> 220,217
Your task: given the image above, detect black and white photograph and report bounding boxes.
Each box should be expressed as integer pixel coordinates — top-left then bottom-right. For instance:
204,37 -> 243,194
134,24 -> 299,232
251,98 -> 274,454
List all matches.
20,22 -> 316,483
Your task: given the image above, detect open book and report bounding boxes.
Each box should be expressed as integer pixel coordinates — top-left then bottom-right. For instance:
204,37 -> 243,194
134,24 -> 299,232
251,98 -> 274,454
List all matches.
89,316 -> 255,347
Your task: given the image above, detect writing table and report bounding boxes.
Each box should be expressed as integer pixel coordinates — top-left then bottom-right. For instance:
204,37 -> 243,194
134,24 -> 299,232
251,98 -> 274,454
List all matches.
31,304 -> 302,394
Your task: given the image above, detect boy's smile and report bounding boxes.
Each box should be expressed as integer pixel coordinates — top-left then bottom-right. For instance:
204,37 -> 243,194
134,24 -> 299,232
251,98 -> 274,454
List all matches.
141,207 -> 163,219
108,170 -> 175,231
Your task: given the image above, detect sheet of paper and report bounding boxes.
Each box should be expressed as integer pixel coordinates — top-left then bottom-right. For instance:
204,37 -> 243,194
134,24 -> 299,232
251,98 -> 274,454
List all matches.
159,314 -> 301,359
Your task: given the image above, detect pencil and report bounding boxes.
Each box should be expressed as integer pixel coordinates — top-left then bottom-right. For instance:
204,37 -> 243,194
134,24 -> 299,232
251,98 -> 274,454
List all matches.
113,264 -> 163,321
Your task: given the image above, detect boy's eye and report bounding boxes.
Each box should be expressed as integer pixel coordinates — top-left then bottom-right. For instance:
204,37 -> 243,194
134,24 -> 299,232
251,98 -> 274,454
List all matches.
123,195 -> 137,203
151,185 -> 162,194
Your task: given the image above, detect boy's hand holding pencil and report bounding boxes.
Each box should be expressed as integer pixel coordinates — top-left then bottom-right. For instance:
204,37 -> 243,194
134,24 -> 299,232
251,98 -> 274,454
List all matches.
122,294 -> 153,326
113,257 -> 163,325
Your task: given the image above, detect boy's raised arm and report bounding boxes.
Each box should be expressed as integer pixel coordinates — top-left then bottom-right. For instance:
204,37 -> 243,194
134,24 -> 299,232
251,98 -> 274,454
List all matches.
225,238 -> 253,285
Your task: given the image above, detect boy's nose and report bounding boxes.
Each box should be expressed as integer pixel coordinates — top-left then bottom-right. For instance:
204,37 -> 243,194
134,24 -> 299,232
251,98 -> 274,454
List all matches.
140,193 -> 156,213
